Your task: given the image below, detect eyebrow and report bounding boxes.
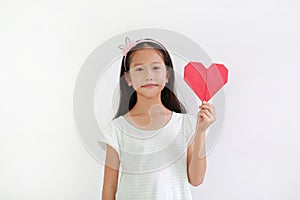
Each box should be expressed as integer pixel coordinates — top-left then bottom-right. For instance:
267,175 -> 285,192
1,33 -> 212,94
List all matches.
132,62 -> 163,67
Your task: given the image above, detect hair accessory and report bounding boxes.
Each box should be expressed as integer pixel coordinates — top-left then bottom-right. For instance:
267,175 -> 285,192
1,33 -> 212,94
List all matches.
118,37 -> 138,56
118,37 -> 169,72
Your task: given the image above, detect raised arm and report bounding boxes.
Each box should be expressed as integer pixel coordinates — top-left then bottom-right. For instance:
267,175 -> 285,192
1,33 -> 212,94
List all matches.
102,144 -> 120,200
187,130 -> 207,186
187,101 -> 216,187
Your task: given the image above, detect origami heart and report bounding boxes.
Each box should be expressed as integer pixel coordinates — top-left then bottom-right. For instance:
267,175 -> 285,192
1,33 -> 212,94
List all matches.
184,62 -> 228,101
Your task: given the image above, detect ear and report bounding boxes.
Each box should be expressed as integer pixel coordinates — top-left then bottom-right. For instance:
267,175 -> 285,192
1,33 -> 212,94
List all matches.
124,72 -> 132,86
166,70 -> 170,83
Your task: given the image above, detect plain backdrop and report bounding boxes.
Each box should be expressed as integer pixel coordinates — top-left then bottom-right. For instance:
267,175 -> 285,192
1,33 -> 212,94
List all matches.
1,0 -> 300,199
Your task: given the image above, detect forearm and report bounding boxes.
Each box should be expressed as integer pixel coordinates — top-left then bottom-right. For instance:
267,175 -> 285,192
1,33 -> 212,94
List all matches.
188,130 -> 207,186
102,187 -> 116,200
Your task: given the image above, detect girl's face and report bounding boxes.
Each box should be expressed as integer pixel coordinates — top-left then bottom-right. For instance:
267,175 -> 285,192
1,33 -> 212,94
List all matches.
125,48 -> 169,98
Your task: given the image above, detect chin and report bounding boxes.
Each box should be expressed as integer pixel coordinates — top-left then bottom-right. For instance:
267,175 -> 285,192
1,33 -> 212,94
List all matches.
138,92 -> 161,99
136,88 -> 163,99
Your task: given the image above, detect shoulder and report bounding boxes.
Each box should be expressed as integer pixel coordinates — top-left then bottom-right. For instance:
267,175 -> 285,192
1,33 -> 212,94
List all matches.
174,112 -> 197,125
98,118 -> 121,154
174,112 -> 197,137
171,112 -> 197,135
167,112 -> 197,148
103,117 -> 123,133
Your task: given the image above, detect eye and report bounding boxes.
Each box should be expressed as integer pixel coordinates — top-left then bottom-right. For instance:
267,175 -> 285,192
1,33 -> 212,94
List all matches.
135,66 -> 144,71
153,65 -> 162,70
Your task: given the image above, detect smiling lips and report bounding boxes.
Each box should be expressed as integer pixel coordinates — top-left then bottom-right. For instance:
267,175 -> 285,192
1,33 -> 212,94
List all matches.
141,83 -> 159,88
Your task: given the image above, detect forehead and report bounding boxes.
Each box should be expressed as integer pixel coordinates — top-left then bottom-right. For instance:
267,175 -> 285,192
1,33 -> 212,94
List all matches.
130,48 -> 164,65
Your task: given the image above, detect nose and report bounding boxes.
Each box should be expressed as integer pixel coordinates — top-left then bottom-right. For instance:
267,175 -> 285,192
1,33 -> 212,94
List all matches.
145,66 -> 154,80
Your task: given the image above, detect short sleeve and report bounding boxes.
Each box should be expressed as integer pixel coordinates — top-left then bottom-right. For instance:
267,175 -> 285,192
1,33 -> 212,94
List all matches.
184,114 -> 197,145
98,121 -> 120,157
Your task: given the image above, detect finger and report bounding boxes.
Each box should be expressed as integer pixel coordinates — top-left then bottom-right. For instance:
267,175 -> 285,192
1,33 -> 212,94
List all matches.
200,104 -> 215,116
198,110 -> 205,119
200,110 -> 211,120
206,107 -> 216,121
198,106 -> 214,117
201,101 -> 211,106
202,109 -> 212,120
198,109 -> 206,116
199,106 -> 213,116
209,104 -> 216,119
200,103 -> 214,109
199,109 -> 211,120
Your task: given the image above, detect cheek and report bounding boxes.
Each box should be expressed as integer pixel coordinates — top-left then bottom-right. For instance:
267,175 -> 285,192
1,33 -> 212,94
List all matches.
131,76 -> 144,88
155,72 -> 167,83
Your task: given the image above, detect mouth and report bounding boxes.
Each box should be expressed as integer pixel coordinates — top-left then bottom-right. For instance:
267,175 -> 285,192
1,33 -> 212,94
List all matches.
141,83 -> 159,88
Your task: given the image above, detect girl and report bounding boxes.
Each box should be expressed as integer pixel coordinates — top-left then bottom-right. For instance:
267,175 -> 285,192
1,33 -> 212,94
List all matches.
101,38 -> 216,199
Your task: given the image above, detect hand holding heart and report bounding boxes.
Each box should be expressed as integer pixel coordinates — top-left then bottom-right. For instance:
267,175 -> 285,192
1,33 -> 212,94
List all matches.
196,101 -> 216,132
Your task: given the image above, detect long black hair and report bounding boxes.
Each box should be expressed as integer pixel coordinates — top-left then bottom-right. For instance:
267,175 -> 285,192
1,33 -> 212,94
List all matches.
113,39 -> 186,119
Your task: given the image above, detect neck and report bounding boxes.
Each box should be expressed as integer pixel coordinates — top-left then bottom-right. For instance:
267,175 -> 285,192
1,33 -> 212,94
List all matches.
131,93 -> 168,115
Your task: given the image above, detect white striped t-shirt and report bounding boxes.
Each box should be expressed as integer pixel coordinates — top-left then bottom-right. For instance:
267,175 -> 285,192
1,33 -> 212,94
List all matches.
102,112 -> 197,200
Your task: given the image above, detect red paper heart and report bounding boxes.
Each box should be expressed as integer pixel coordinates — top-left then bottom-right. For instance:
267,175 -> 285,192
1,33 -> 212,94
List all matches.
184,62 -> 228,101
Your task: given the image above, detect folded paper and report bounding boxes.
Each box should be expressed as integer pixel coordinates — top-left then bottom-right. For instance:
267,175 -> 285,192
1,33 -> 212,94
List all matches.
184,62 -> 228,101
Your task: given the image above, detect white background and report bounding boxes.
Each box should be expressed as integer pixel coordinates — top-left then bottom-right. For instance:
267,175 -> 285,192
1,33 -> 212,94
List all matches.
1,0 -> 300,199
